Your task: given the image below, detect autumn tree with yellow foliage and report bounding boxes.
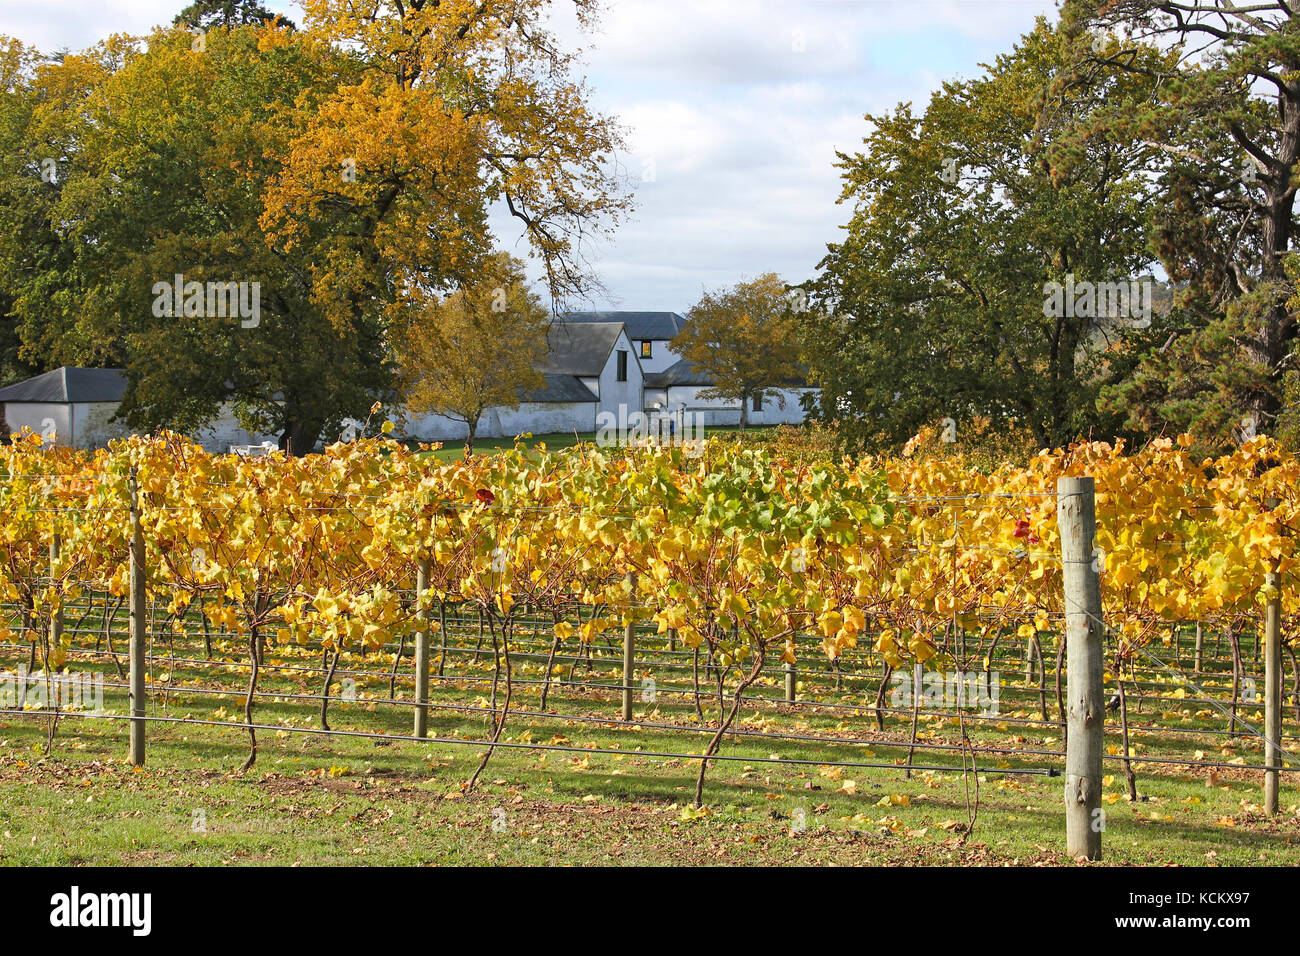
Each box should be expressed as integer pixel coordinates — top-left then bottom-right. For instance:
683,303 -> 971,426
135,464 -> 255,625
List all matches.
397,252 -> 548,454
262,0 -> 631,331
673,273 -> 806,431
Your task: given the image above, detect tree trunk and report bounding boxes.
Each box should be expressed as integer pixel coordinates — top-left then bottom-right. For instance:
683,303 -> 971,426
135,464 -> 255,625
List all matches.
320,645 -> 341,731
1117,666 -> 1138,802
280,417 -> 324,457
467,615 -> 513,792
1245,90 -> 1300,428
873,662 -> 893,731
540,611 -> 563,711
1229,628 -> 1243,737
693,647 -> 765,807
239,628 -> 260,773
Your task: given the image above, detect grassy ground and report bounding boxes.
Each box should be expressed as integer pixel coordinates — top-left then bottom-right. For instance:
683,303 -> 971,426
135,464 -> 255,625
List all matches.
1,713 -> 1294,866
416,426 -> 780,462
2,619 -> 1297,866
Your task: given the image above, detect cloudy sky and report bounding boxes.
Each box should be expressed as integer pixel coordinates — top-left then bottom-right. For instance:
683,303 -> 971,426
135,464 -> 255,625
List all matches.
2,0 -> 1060,313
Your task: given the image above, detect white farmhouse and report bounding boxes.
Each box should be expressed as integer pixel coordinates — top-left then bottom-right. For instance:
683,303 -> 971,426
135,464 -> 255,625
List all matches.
543,320 -> 643,420
563,310 -> 818,427
558,311 -> 684,375
0,367 -> 278,451
402,319 -> 642,442
642,356 -> 818,427
0,312 -> 819,451
0,367 -> 131,449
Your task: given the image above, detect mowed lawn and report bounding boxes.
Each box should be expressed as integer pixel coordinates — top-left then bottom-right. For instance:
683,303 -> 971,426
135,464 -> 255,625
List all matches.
1,690 -> 1296,867
414,426 -> 781,462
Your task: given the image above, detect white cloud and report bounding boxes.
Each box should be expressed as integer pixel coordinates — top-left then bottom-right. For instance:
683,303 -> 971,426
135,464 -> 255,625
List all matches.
0,1 -> 171,51
0,0 -> 300,51
513,0 -> 1061,310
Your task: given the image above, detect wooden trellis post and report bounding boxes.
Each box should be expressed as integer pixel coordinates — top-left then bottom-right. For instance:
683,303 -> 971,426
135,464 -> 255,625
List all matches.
1264,498 -> 1283,815
49,534 -> 62,653
127,471 -> 147,767
622,574 -> 636,722
413,556 -> 431,739
1057,476 -> 1103,860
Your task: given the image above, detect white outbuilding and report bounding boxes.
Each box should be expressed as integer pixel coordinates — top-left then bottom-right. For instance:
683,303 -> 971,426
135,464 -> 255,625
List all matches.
0,366 -> 132,449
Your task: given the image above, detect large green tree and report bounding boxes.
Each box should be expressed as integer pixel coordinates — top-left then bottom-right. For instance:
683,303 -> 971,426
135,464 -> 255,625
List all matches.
0,38 -> 43,390
1065,1 -> 1300,448
0,1 -> 627,453
0,28 -> 383,452
174,0 -> 294,31
804,19 -> 1169,451
0,37 -> 98,387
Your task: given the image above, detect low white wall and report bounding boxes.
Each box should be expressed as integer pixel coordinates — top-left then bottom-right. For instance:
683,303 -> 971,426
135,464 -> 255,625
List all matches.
193,403 -> 281,453
5,397 -> 616,451
3,402 -> 70,446
73,402 -> 134,449
403,401 -> 596,442
660,386 -> 818,426
754,388 -> 818,425
4,400 -> 280,453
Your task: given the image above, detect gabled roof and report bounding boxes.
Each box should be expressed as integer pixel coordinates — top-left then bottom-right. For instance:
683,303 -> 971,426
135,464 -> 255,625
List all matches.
0,367 -> 128,404
559,311 -> 684,341
645,357 -> 713,388
542,321 -> 627,377
523,373 -> 597,403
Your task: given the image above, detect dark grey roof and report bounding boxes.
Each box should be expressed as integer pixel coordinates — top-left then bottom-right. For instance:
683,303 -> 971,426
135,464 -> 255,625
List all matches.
645,357 -> 814,390
645,358 -> 714,388
0,367 -> 128,404
559,311 -> 684,341
522,373 -> 596,403
542,322 -> 626,377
